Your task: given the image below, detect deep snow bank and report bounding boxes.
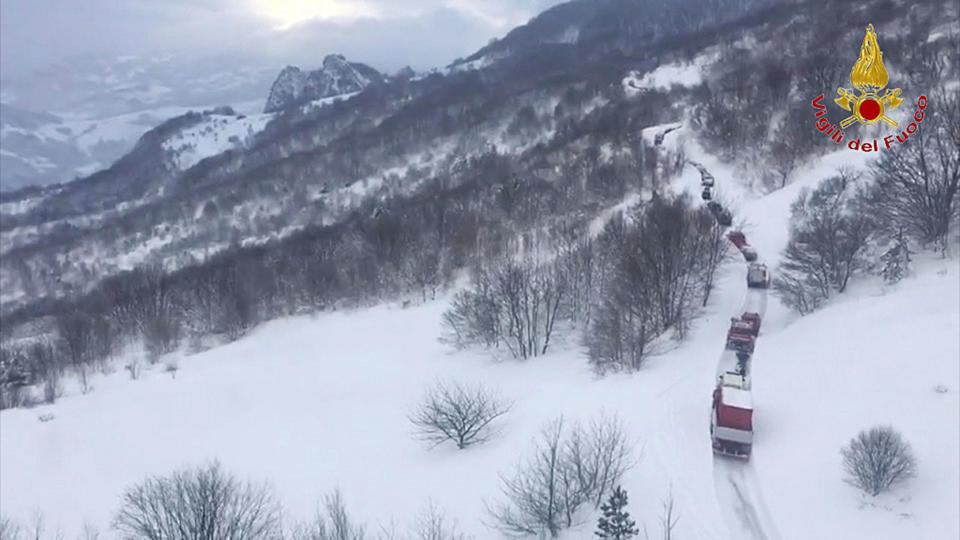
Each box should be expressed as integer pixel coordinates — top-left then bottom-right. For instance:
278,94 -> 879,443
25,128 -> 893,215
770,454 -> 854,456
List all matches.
752,256 -> 960,540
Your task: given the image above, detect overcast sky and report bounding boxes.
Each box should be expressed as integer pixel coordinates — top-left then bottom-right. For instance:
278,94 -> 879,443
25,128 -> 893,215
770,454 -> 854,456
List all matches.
0,0 -> 566,78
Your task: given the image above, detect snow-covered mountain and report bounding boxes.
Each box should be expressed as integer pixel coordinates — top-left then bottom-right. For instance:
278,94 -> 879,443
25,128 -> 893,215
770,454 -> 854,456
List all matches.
0,52 -> 278,191
263,55 -> 384,113
0,52 -> 382,191
0,102 -> 262,192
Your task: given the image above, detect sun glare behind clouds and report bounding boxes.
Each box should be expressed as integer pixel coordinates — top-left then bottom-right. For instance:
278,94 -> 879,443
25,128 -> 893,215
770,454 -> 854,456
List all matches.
252,0 -> 379,29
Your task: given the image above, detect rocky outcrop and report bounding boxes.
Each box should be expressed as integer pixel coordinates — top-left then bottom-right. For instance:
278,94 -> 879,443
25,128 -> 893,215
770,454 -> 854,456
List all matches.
263,55 -> 383,113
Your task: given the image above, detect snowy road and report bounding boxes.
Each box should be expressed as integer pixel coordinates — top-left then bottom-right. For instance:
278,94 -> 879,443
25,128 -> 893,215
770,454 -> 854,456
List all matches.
687,154 -> 782,540
714,458 -> 782,540
709,282 -> 782,540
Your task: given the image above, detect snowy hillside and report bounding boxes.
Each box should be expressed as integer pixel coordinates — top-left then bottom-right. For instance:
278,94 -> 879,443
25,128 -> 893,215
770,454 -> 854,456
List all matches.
2,141 -> 956,539
162,111 -> 273,171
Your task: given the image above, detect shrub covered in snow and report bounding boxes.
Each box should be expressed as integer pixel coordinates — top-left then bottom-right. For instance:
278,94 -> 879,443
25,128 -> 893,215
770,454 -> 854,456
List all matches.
841,425 -> 917,496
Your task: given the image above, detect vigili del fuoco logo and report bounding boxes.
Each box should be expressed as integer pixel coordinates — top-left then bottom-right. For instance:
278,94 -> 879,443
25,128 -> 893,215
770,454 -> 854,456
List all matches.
810,24 -> 928,152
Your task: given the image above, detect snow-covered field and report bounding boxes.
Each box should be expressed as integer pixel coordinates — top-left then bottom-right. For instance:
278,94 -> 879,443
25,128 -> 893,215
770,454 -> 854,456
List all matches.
1,143 -> 957,539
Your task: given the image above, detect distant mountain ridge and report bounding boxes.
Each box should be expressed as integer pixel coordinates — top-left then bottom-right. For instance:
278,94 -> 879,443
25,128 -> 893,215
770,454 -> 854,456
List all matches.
263,54 -> 384,113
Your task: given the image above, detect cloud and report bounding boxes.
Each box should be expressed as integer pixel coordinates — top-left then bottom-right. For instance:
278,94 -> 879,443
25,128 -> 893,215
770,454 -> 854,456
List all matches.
1,0 -> 566,79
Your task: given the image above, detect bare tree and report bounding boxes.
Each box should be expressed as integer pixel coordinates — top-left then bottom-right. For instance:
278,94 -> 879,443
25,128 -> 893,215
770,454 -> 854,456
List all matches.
57,312 -> 94,370
412,502 -> 469,540
587,195 -> 725,371
124,358 -> 143,381
565,413 -> 634,508
291,490 -> 366,540
76,364 -> 93,395
774,173 -> 876,313
641,491 -> 678,540
442,261 -> 568,360
441,289 -> 501,352
23,513 -> 62,540
658,492 -> 678,540
112,461 -> 283,540
489,415 -> 634,538
841,426 -> 917,496
42,370 -> 62,404
410,382 -> 512,450
488,418 -> 567,538
79,523 -> 100,540
0,516 -> 22,540
866,88 -> 960,252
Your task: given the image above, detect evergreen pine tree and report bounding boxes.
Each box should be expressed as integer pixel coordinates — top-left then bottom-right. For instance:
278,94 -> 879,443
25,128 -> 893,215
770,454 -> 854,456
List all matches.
880,228 -> 912,284
596,485 -> 638,539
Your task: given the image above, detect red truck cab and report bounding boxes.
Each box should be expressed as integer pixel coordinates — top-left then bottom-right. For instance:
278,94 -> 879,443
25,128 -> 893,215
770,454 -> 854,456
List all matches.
740,312 -> 761,336
726,318 -> 757,353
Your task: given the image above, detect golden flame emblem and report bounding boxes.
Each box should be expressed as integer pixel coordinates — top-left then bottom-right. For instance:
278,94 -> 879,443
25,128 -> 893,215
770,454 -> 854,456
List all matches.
835,24 -> 903,129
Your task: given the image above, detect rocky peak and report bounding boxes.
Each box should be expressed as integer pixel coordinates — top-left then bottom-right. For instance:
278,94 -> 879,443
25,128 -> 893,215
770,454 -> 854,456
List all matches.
393,66 -> 416,80
263,55 -> 383,113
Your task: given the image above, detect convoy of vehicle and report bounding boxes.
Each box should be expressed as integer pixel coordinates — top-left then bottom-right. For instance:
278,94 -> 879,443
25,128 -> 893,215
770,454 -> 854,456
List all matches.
697,166 -> 770,461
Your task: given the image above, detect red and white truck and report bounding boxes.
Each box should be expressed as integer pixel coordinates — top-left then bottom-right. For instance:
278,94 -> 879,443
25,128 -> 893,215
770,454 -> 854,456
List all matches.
726,318 -> 757,354
711,376 -> 754,458
726,230 -> 758,262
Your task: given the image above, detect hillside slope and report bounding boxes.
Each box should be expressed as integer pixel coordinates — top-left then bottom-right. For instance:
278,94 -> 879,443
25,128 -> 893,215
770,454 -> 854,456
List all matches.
2,142 -> 956,539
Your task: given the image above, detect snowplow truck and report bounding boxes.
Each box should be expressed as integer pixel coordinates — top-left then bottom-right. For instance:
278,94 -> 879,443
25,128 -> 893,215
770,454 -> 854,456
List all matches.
747,262 -> 770,289
726,231 -> 757,262
711,382 -> 754,458
740,312 -> 761,336
726,318 -> 757,354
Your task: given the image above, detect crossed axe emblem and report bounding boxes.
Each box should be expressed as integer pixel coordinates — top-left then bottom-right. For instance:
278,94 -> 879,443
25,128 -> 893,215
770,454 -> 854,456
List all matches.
834,87 -> 903,128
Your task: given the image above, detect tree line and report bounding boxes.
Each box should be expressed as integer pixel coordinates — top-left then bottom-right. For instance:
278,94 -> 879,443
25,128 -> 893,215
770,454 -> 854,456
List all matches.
443,193 -> 730,372
1,134 -> 693,407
